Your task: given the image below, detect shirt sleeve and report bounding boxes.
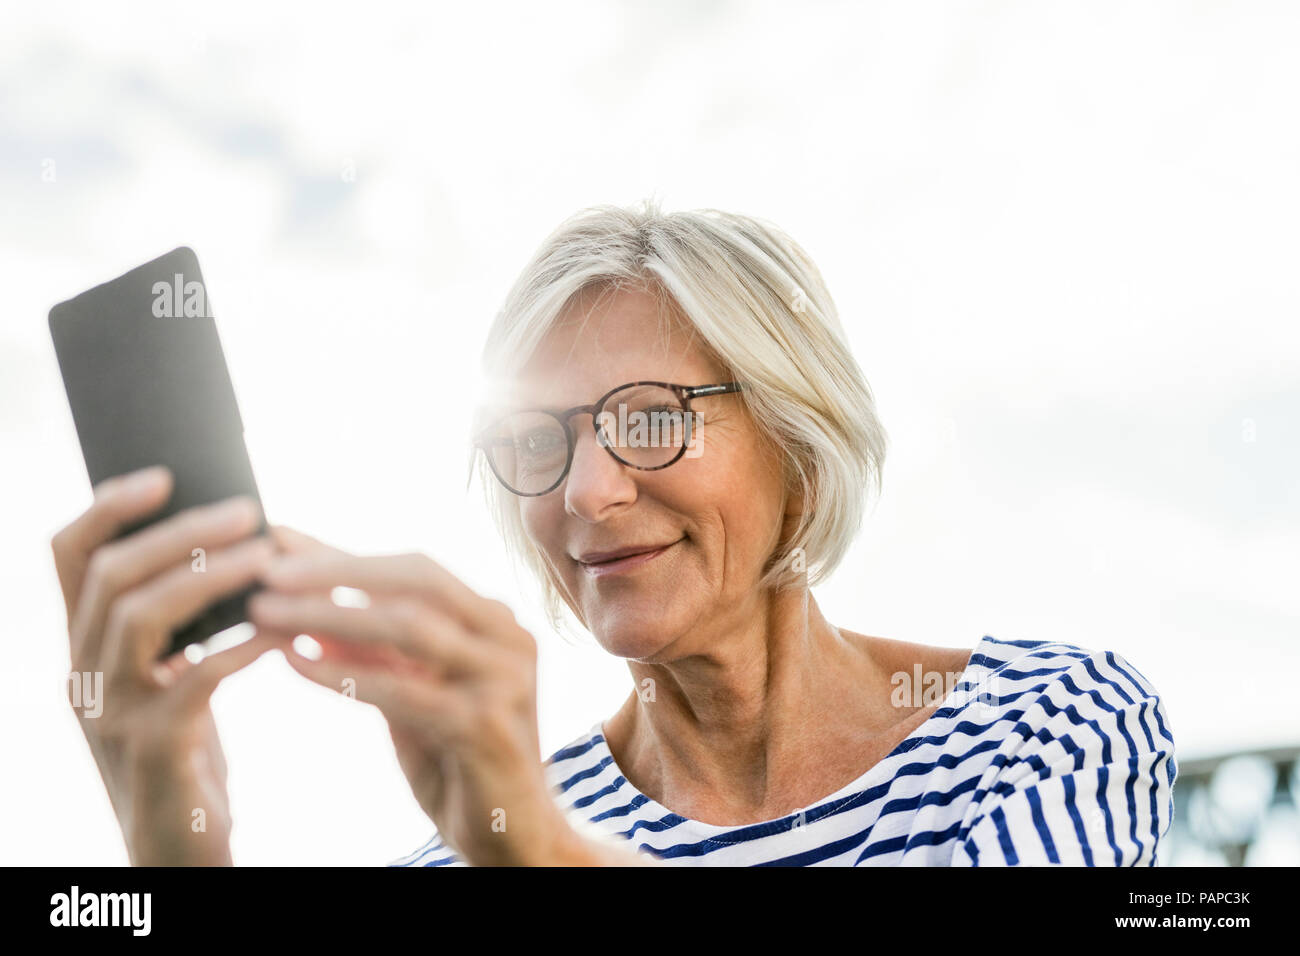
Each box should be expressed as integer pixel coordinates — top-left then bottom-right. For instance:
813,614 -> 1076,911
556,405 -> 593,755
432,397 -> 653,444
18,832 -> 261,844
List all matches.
950,647 -> 1177,866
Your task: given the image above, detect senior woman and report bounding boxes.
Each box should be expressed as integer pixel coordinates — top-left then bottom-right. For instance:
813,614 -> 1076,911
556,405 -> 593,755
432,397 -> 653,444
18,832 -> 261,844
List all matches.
54,202 -> 1176,866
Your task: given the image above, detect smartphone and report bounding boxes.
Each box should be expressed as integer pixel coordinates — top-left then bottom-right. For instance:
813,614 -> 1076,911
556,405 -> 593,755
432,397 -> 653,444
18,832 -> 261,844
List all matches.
49,246 -> 267,658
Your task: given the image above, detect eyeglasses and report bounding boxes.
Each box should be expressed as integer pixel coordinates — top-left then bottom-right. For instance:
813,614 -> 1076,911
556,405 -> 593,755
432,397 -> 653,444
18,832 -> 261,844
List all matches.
473,381 -> 746,497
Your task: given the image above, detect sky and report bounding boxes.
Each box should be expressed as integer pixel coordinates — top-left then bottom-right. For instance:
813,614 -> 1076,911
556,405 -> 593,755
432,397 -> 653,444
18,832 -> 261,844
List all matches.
1,0 -> 1297,865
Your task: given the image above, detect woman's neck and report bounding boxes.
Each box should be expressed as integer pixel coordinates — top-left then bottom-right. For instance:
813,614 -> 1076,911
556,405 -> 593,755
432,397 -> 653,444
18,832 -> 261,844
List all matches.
603,587 -> 909,825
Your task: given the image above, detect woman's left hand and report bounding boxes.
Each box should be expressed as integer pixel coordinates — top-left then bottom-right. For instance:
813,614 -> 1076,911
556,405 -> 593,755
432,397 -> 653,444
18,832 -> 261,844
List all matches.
248,525 -> 579,866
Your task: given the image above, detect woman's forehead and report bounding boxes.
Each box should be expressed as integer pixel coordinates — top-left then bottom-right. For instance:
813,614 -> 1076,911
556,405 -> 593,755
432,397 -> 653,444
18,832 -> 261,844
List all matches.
496,301 -> 721,407
494,354 -> 716,411
544,288 -> 694,357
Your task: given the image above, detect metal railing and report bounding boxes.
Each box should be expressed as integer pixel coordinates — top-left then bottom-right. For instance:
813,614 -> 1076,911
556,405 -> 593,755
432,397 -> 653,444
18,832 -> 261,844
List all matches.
1165,745 -> 1300,866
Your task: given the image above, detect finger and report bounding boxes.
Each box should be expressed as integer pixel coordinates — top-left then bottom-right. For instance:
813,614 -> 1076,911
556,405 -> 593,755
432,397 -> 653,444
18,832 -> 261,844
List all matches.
51,466 -> 173,617
70,495 -> 265,666
165,630 -> 282,715
259,626 -> 411,673
280,641 -> 459,732
247,591 -> 490,675
262,551 -> 520,637
150,650 -> 193,686
100,535 -> 277,680
248,607 -> 405,672
268,524 -> 344,557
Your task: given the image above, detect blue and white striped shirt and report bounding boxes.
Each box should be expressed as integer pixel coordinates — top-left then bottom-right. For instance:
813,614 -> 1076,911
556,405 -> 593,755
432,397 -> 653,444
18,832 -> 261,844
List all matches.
391,635 -> 1177,866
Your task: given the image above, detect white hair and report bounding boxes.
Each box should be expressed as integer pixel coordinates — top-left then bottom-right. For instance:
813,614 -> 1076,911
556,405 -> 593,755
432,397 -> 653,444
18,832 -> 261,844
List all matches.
470,199 -> 888,640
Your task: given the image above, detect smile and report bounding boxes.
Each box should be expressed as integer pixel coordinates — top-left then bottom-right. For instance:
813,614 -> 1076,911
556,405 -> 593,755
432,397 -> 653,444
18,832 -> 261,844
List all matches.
578,539 -> 682,577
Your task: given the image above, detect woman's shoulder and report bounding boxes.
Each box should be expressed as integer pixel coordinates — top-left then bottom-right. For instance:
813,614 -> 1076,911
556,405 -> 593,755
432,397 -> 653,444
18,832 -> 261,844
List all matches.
853,631 -> 1173,749
856,631 -> 975,682
949,636 -> 1179,865
968,634 -> 1169,708
960,634 -> 1177,771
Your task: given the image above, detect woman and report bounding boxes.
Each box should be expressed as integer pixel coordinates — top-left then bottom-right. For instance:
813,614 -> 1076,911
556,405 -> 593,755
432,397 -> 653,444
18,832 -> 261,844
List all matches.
53,201 -> 1176,866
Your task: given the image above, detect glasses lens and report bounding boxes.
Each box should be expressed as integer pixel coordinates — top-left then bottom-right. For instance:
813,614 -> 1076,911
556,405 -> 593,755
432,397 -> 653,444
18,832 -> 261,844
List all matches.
595,384 -> 694,468
481,411 -> 569,495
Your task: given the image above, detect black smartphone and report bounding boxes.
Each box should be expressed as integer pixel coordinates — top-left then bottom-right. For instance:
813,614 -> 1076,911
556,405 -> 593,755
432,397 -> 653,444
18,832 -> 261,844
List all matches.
48,246 -> 267,658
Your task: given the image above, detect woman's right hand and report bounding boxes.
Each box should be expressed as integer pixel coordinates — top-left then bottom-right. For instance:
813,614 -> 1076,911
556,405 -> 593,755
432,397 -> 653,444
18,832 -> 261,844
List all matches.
51,465 -> 279,865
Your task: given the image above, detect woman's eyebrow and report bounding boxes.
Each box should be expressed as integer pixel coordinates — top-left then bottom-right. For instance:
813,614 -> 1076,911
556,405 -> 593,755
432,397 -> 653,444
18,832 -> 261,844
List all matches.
500,398 -> 563,413
485,396 -> 571,417
497,385 -> 612,413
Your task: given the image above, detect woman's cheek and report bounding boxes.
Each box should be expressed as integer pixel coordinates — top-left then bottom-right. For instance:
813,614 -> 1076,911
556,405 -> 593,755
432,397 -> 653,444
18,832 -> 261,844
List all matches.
520,504 -> 561,565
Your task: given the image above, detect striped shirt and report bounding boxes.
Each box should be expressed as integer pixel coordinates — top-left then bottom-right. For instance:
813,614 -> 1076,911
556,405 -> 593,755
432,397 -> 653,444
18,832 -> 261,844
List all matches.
391,635 -> 1177,866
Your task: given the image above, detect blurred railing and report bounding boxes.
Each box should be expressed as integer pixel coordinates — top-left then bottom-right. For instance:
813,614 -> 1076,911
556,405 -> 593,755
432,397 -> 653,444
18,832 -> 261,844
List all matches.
1165,745 -> 1300,866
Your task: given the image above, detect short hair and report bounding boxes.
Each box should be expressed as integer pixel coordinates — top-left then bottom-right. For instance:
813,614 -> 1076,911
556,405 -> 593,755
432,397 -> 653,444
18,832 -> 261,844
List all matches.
470,199 -> 888,639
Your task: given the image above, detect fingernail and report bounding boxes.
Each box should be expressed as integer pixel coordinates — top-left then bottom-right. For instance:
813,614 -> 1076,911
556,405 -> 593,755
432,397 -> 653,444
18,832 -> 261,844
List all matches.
127,466 -> 169,492
97,466 -> 167,500
215,496 -> 260,525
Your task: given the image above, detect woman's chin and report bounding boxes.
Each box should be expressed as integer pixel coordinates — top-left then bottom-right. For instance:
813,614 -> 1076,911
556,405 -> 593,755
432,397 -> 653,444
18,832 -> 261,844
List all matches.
588,611 -> 686,661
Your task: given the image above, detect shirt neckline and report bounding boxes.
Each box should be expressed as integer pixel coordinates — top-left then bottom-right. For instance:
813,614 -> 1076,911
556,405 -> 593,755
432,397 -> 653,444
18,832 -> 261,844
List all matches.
585,634 -> 994,836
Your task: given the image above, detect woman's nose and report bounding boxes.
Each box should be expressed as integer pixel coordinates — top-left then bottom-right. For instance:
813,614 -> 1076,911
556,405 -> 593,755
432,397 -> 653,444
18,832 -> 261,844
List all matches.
563,418 -> 637,519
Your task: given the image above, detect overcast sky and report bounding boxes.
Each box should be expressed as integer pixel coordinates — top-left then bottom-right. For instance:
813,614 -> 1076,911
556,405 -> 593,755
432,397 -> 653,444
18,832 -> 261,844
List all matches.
2,0 -> 1297,865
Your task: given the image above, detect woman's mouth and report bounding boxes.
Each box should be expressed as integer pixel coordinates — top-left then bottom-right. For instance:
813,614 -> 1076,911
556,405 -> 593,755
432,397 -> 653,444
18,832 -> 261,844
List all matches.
578,539 -> 682,577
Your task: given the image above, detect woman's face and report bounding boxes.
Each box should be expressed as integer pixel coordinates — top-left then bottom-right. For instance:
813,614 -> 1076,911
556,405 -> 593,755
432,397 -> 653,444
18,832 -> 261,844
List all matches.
509,285 -> 791,662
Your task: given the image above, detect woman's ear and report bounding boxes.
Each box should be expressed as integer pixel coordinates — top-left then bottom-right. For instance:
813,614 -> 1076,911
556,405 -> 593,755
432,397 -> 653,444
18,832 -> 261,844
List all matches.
775,484 -> 807,556
785,485 -> 806,517
782,469 -> 810,519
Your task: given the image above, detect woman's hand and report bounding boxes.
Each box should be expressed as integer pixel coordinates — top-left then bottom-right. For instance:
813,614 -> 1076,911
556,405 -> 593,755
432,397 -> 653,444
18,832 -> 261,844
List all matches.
51,466 -> 280,865
248,526 -> 652,866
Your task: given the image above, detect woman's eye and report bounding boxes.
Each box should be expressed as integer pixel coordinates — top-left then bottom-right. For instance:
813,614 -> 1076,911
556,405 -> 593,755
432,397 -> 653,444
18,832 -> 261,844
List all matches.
520,432 -> 563,454
645,406 -> 684,420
